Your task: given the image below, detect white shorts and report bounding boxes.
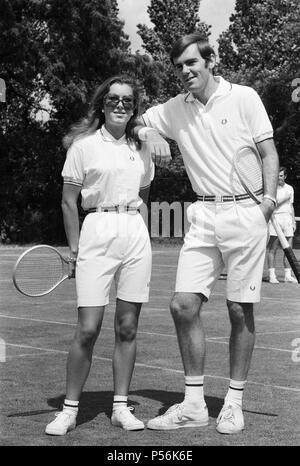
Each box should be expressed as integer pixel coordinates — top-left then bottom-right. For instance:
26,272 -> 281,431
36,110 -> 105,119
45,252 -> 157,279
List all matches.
175,200 -> 268,303
269,213 -> 294,237
76,212 -> 152,307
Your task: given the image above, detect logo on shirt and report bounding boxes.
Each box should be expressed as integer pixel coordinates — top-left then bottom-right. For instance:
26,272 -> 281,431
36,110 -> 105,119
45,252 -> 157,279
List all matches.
250,285 -> 256,291
130,155 -> 135,161
221,118 -> 228,125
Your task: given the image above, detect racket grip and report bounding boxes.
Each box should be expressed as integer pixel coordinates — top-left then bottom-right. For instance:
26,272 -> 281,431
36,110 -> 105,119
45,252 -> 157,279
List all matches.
283,248 -> 300,283
270,217 -> 289,249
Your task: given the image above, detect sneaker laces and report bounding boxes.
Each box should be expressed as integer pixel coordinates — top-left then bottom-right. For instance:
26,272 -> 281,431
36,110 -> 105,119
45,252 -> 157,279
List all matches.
117,406 -> 137,420
53,411 -> 75,423
156,403 -> 184,423
219,405 -> 235,425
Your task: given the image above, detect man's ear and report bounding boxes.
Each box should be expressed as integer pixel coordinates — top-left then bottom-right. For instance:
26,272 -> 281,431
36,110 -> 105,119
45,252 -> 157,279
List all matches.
207,54 -> 216,70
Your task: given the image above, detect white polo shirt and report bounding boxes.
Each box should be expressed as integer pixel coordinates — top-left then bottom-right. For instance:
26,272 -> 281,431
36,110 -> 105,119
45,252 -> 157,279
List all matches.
275,183 -> 294,215
62,126 -> 155,210
143,76 -> 273,196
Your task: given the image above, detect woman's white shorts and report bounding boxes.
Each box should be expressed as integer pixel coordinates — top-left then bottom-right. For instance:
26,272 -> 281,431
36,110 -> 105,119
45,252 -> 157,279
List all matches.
175,200 -> 268,303
76,212 -> 152,307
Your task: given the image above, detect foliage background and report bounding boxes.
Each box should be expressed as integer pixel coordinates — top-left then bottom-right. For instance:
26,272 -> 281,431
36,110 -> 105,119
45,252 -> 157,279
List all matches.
0,0 -> 299,243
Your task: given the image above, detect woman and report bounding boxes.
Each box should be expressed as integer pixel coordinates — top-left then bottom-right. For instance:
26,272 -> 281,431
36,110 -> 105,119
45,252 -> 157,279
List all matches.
45,76 -> 154,435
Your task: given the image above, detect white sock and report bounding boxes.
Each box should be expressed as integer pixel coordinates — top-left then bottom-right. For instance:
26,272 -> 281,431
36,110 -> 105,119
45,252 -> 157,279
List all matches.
63,399 -> 79,416
224,380 -> 246,408
284,268 -> 292,278
268,268 -> 276,278
113,395 -> 128,412
184,375 -> 206,409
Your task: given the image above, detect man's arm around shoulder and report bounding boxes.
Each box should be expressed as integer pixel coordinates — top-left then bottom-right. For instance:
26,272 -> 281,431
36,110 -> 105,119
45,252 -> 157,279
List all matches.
133,117 -> 171,168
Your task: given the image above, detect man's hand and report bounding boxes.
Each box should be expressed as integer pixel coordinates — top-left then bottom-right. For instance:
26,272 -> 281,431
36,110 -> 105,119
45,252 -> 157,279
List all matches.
141,129 -> 171,168
260,198 -> 276,223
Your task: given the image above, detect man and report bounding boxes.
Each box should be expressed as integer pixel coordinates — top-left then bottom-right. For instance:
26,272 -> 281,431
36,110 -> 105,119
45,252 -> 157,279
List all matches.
137,32 -> 279,434
267,166 -> 297,283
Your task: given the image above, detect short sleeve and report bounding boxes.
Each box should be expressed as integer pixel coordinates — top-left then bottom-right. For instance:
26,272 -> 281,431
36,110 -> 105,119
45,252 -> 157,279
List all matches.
243,88 -> 273,143
142,99 -> 176,140
61,143 -> 84,187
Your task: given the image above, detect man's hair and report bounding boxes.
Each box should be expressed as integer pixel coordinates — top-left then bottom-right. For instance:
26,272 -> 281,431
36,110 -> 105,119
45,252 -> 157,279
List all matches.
279,166 -> 287,175
170,32 -> 215,67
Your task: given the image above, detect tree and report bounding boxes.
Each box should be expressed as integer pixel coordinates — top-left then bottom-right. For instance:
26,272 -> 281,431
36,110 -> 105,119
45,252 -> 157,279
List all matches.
0,0 -> 144,243
137,0 -> 211,208
137,0 -> 210,101
217,0 -> 300,183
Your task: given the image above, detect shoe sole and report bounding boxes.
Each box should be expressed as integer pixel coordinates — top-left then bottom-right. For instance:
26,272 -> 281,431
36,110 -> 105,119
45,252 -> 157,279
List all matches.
45,423 -> 76,436
147,419 -> 209,430
111,420 -> 145,431
216,426 -> 244,435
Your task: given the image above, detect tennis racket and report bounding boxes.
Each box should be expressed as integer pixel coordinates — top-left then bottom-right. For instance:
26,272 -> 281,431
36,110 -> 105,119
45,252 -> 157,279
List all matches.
13,245 -> 73,297
233,145 -> 300,283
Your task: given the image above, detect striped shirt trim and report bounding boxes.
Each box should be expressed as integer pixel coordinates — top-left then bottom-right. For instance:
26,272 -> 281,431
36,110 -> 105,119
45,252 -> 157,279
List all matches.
63,177 -> 83,187
140,183 -> 151,190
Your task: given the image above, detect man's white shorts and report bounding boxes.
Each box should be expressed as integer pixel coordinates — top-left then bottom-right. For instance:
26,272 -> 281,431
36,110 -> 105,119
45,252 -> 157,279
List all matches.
76,212 -> 152,307
175,200 -> 268,303
269,213 -> 294,237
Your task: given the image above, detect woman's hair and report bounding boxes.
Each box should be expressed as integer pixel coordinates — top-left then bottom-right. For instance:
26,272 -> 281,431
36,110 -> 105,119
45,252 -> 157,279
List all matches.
170,32 -> 215,68
63,75 -> 140,149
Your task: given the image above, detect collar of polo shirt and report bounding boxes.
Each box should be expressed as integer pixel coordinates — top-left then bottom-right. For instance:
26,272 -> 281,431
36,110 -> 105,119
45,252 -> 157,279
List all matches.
99,124 -> 127,143
185,76 -> 232,104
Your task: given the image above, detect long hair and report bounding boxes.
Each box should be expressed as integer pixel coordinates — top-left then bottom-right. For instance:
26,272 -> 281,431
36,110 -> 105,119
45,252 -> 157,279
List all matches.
63,76 -> 140,149
170,32 -> 215,68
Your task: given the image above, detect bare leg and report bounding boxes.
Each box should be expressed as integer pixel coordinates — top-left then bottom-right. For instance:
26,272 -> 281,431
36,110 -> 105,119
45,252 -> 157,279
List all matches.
267,236 -> 279,270
283,237 -> 293,269
113,299 -> 142,396
227,301 -> 255,380
66,306 -> 105,400
170,292 -> 206,375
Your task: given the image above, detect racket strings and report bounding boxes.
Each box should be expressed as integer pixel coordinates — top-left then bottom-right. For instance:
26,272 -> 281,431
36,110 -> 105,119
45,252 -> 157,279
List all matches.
15,248 -> 65,296
236,149 -> 263,194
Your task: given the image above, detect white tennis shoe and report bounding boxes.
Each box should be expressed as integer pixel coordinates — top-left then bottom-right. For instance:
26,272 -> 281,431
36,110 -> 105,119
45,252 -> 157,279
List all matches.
147,403 -> 209,430
269,276 -> 279,284
45,411 -> 76,436
284,276 -> 298,283
216,404 -> 244,434
111,406 -> 144,431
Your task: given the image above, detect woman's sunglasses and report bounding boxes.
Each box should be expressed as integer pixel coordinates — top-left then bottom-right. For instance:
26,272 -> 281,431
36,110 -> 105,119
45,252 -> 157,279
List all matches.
104,94 -> 135,111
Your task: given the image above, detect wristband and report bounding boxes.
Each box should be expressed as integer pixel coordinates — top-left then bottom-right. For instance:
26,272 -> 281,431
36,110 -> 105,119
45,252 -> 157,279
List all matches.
263,194 -> 277,207
67,257 -> 77,264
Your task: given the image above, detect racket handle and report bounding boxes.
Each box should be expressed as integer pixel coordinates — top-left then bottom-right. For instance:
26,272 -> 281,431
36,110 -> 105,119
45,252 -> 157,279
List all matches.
270,217 -> 289,249
283,248 -> 300,282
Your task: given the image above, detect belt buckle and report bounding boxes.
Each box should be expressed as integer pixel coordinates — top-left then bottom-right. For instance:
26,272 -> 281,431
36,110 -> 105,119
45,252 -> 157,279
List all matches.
117,205 -> 126,213
215,195 -> 223,203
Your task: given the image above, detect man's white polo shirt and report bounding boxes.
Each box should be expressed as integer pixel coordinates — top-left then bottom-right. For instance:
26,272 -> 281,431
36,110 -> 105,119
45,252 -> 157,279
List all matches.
62,126 -> 154,210
142,76 -> 273,196
275,183 -> 294,215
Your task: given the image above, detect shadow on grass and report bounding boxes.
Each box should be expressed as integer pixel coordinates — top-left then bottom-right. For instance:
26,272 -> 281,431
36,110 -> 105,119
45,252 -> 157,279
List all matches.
7,389 -> 277,425
44,389 -> 227,427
